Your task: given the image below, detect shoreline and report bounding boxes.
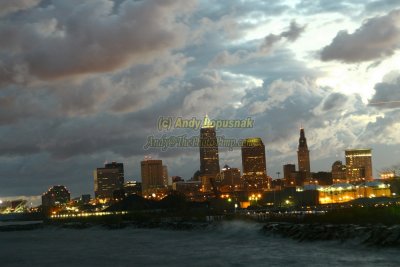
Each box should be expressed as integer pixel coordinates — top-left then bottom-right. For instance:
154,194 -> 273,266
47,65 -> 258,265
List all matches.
261,222 -> 400,246
2,218 -> 400,246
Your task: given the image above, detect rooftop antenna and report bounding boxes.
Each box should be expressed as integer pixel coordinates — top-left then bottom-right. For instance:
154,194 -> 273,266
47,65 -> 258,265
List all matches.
203,113 -> 213,128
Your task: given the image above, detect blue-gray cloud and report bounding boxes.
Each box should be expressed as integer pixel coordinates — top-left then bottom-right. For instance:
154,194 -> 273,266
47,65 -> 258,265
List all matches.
369,71 -> 400,109
0,0 -> 196,82
0,0 -> 397,198
321,9 -> 400,63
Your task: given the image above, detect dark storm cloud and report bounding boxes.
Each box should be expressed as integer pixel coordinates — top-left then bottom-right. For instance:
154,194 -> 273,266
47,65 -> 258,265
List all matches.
196,0 -> 289,22
365,0 -> 400,13
0,0 -> 393,197
110,53 -> 193,113
0,52 -> 193,131
279,21 -> 306,42
296,0 -> 367,15
321,92 -> 348,111
52,78 -> 112,117
212,21 -> 306,67
260,21 -> 306,52
358,111 -> 400,145
0,153 -> 126,197
369,72 -> 400,109
0,78 -> 110,125
0,112 -> 152,161
227,49 -> 322,81
321,9 -> 400,63
0,0 -> 196,82
0,85 -> 51,125
0,0 -> 42,17
357,72 -> 400,145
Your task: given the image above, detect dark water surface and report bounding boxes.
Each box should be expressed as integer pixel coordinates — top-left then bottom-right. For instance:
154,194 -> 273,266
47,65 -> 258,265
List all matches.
1,221 -> 399,267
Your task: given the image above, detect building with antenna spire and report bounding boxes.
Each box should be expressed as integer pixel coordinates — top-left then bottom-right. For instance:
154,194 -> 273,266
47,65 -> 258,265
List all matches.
297,128 -> 311,183
199,114 -> 220,192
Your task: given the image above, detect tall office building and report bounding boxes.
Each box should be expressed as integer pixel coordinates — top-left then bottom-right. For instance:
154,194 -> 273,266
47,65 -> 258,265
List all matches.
141,158 -> 164,196
162,165 -> 169,187
241,137 -> 268,191
283,164 -> 296,187
297,128 -> 311,180
105,161 -> 124,186
94,162 -> 125,201
332,160 -> 347,183
220,165 -> 242,188
42,185 -> 71,207
199,115 -> 220,191
124,181 -> 142,196
345,149 -> 373,182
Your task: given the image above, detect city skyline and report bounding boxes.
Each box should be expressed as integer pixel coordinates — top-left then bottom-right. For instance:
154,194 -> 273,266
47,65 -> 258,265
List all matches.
2,124 -> 382,204
1,0 -> 400,199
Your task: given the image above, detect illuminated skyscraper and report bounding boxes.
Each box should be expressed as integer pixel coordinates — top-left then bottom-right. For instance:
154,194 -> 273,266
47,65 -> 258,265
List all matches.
162,165 -> 169,186
42,185 -> 71,207
331,160 -> 346,183
297,128 -> 311,180
199,115 -> 220,191
105,161 -> 124,186
141,158 -> 164,196
94,162 -> 124,201
241,137 -> 268,191
345,149 -> 373,182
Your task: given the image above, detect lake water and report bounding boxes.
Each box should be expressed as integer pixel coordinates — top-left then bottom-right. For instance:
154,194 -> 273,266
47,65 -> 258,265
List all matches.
1,221 -> 399,267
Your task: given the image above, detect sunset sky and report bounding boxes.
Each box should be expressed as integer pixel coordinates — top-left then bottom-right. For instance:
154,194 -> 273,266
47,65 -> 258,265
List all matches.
1,0 -> 400,200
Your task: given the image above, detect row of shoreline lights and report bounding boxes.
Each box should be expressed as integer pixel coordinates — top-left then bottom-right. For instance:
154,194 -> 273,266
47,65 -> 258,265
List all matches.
50,211 -> 128,218
249,194 -> 261,202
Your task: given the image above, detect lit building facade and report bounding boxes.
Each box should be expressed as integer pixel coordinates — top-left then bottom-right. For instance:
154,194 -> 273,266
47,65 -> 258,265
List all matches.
141,158 -> 164,196
380,171 -> 396,179
345,149 -> 373,183
318,182 -> 390,204
241,137 -> 268,191
297,128 -> 311,181
332,160 -> 347,183
42,185 -> 71,207
283,164 -> 296,187
124,181 -> 142,196
218,165 -> 242,193
199,115 -> 220,192
94,162 -> 124,202
311,172 -> 333,186
172,181 -> 201,200
162,165 -> 169,187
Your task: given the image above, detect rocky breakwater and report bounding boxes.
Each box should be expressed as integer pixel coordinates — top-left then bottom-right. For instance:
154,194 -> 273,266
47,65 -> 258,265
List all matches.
262,222 -> 400,246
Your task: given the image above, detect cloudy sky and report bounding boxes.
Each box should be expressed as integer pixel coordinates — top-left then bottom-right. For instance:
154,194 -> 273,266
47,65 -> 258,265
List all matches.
1,0 -> 400,200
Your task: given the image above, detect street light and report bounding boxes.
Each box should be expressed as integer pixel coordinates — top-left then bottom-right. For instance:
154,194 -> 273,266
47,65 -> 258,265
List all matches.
249,194 -> 261,205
